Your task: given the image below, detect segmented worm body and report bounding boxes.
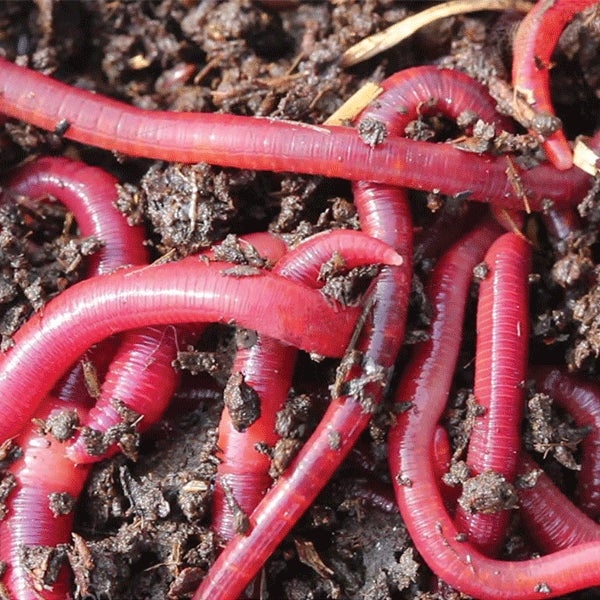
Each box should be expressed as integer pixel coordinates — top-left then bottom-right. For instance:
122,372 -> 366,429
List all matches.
454,232 -> 531,556
212,230 -> 402,540
512,0 -> 598,169
0,57 -> 592,210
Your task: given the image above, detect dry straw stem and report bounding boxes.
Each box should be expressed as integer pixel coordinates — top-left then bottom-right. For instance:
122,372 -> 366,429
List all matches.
342,0 -> 534,67
324,82 -> 384,126
573,138 -> 599,176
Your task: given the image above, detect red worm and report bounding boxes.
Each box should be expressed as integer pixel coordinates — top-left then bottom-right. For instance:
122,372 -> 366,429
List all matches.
454,232 -> 531,556
517,452 -> 600,553
65,324 -> 188,464
356,65 -> 513,133
4,156 -> 149,272
0,396 -> 92,599
512,0 -> 598,170
530,365 -> 600,518
0,338 -> 121,599
66,232 -> 288,465
0,258 -> 360,445
193,199 -> 413,597
387,215 -> 502,540
0,156 -> 147,598
388,281 -> 600,598
0,56 -> 592,210
212,229 -> 403,539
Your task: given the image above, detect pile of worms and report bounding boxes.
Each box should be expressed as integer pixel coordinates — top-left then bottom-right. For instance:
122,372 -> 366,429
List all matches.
1,0 -> 600,598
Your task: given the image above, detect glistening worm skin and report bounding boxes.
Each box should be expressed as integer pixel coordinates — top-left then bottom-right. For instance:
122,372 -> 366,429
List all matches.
0,156 -> 147,598
65,325 -> 188,464
517,452 -> 600,553
4,156 -> 149,272
0,57 -> 593,210
454,232 -> 531,556
388,284 -> 600,599
512,0 -> 598,170
356,65 -> 513,134
0,397 -> 92,599
212,229 -> 403,541
0,259 -> 361,445
66,232 -> 289,465
388,217 -> 503,524
530,366 -> 600,518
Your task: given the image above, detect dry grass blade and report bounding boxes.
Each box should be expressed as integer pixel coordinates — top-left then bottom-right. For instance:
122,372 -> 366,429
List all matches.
341,0 -> 533,67
573,138 -> 599,176
324,82 -> 384,126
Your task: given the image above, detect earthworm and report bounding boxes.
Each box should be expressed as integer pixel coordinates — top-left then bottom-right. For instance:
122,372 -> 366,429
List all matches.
387,215 -> 502,522
530,365 -> 600,518
0,396 -> 92,599
517,452 -> 600,553
388,271 -> 600,599
512,0 -> 598,170
65,324 -> 188,464
4,156 -> 148,272
0,337 -> 121,599
0,56 -> 593,210
66,232 -> 289,465
454,232 -> 531,556
212,229 -> 402,540
198,65 -> 508,600
431,425 -> 462,509
0,258 -> 361,444
339,477 -> 397,514
0,156 -> 146,598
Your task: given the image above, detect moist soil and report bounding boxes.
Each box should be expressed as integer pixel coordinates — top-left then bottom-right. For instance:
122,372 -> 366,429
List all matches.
1,1 -> 600,599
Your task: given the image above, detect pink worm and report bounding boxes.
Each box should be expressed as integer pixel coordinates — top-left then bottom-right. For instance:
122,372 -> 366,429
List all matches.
4,156 -> 149,271
212,229 -> 403,541
1,396 -> 92,599
0,56 -> 592,210
387,215 -> 502,544
517,452 -> 600,553
66,232 -> 288,465
454,232 -> 531,556
530,365 -> 600,518
196,64 -> 501,600
0,156 -> 147,599
0,258 -> 360,445
387,264 -> 600,599
512,0 -> 599,170
0,337 -> 121,600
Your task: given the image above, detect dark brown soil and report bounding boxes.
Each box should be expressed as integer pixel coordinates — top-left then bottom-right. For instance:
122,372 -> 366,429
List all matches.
1,1 -> 600,599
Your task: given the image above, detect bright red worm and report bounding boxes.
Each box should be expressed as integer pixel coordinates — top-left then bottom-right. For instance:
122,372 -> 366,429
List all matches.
0,259 -> 362,445
517,452 -> 600,553
211,229 -> 403,540
454,232 -> 531,556
530,365 -> 600,519
512,0 -> 599,170
0,56 -> 593,210
4,156 -> 149,272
